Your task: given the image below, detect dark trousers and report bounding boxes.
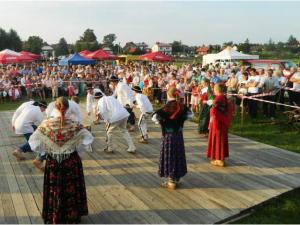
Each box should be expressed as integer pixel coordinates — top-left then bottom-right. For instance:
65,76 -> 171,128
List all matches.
289,91 -> 300,106
248,93 -> 258,119
126,107 -> 136,125
263,95 -> 276,118
19,125 -> 37,153
279,90 -> 285,110
19,133 -> 33,152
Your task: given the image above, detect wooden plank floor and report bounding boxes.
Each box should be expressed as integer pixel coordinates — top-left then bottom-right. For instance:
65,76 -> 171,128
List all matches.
1,104 -> 300,224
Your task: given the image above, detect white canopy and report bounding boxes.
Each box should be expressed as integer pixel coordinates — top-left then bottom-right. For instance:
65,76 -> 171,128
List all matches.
0,49 -> 21,56
203,47 -> 259,65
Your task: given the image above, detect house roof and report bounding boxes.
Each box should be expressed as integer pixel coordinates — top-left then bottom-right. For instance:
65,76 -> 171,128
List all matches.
196,46 -> 209,52
155,42 -> 172,47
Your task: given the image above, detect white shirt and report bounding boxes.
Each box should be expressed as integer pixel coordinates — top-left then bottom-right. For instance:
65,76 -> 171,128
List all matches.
14,105 -> 44,134
135,93 -> 153,114
12,100 -> 35,127
258,75 -> 268,88
291,72 -> 300,91
113,82 -> 135,107
46,100 -> 81,123
247,75 -> 261,94
97,96 -> 129,123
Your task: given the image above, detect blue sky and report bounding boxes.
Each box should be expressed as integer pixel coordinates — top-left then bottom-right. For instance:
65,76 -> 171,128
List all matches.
1,1 -> 299,46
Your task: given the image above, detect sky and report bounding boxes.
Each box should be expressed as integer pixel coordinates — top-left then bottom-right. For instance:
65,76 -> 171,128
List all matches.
1,1 -> 300,46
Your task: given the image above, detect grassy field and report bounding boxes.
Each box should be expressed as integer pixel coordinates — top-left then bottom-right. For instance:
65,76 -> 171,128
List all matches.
229,108 -> 300,154
232,188 -> 300,224
2,99 -> 300,224
227,108 -> 300,223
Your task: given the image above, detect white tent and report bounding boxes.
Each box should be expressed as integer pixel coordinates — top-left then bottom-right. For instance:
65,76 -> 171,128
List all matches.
0,49 -> 21,56
203,47 -> 259,65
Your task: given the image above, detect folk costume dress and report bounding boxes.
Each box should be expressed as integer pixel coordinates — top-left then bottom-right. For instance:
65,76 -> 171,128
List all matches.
29,117 -> 94,224
198,86 -> 214,134
153,100 -> 191,181
206,94 -> 233,161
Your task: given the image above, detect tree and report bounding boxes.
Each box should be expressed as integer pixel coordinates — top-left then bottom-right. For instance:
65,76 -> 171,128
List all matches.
23,36 -> 44,54
103,33 -> 117,47
222,41 -> 233,48
238,38 -> 251,53
75,29 -> 99,52
265,38 -> 276,51
7,29 -> 22,51
287,35 -> 298,46
171,41 -> 183,54
55,38 -> 69,56
0,28 -> 8,51
80,29 -> 97,42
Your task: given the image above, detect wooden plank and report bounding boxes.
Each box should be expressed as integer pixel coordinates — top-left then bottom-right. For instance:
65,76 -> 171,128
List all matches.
89,138 -> 219,224
0,146 -> 31,223
82,150 -> 168,224
6,150 -> 44,224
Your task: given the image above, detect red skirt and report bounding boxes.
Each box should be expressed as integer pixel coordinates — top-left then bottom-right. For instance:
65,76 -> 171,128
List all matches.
206,121 -> 229,160
42,151 -> 88,224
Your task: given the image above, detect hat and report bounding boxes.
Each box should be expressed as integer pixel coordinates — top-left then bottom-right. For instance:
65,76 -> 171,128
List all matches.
38,101 -> 48,108
94,92 -> 103,99
132,86 -> 142,93
109,75 -> 119,82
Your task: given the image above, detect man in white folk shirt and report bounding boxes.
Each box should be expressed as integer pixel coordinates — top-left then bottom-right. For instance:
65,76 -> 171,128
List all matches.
109,75 -> 136,131
96,91 -> 136,154
12,100 -> 37,130
132,86 -> 153,144
12,101 -> 47,161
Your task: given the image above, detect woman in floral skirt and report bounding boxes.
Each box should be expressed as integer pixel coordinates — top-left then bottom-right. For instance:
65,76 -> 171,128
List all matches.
29,97 -> 93,223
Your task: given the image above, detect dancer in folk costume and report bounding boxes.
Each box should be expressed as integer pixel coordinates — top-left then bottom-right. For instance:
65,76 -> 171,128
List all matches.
12,101 -> 47,161
96,92 -> 136,153
29,97 -> 93,224
109,75 -> 136,131
132,86 -> 153,143
152,87 -> 192,190
198,79 -> 214,137
206,84 -> 234,167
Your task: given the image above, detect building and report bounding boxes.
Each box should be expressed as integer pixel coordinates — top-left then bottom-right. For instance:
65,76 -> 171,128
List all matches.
196,46 -> 209,55
102,47 -> 113,54
41,45 -> 55,58
152,42 -> 172,55
135,42 -> 148,50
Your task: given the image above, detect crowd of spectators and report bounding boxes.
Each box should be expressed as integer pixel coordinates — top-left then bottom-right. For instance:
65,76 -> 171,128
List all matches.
0,61 -> 299,119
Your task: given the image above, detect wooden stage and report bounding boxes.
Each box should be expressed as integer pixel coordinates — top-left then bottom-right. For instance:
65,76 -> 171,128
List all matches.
1,106 -> 300,224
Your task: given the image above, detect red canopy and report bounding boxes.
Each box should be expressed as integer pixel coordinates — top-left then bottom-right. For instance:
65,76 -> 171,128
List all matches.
79,50 -> 92,56
18,54 -> 35,63
0,52 -> 35,64
20,51 -> 41,60
139,52 -> 173,62
86,49 -> 118,60
0,54 -> 20,64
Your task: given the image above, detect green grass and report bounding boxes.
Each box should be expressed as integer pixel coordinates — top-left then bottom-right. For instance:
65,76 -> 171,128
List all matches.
231,188 -> 300,224
229,109 -> 300,154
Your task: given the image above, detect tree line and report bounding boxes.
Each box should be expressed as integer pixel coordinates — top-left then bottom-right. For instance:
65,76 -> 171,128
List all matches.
0,27 -> 299,59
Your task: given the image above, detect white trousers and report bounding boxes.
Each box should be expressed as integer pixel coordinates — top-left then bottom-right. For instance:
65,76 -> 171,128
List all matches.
138,113 -> 149,139
106,117 -> 135,151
